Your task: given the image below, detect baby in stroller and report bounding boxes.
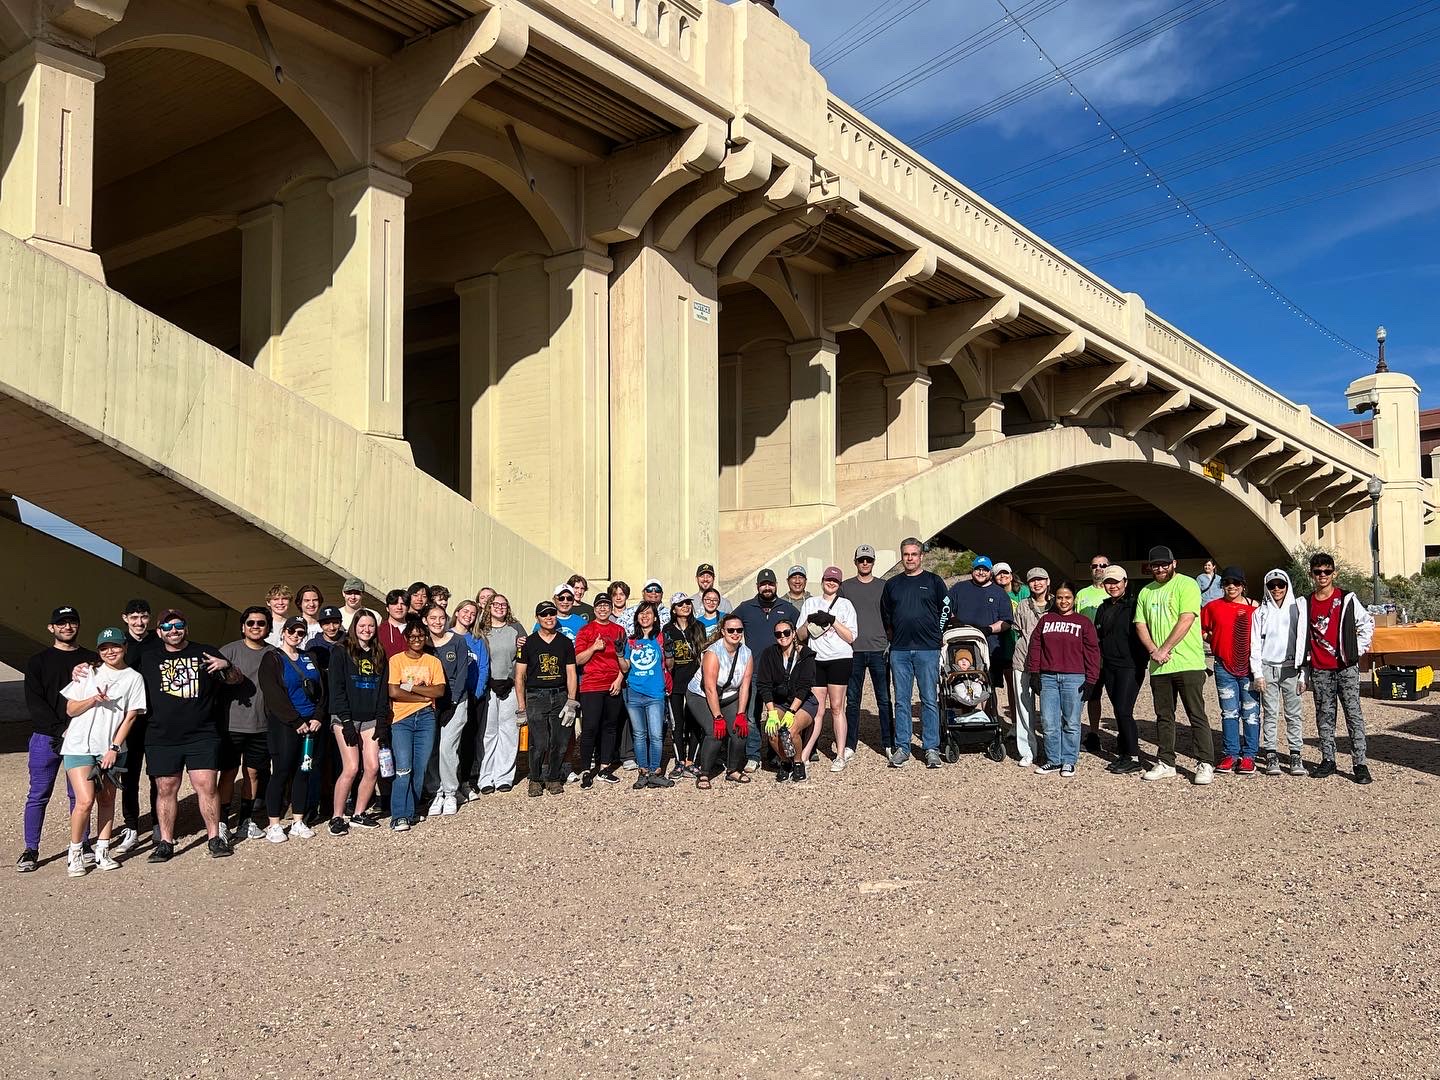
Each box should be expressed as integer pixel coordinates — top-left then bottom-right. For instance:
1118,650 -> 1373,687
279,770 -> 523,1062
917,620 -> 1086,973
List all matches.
943,641 -> 992,715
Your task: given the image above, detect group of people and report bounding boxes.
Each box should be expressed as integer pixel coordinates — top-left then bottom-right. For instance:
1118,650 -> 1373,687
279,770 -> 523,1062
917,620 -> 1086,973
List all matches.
16,542 -> 1375,877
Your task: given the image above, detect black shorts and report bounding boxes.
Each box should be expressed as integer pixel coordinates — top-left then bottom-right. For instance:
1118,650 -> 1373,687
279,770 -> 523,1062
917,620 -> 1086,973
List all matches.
220,730 -> 269,771
147,737 -> 221,777
814,657 -> 854,685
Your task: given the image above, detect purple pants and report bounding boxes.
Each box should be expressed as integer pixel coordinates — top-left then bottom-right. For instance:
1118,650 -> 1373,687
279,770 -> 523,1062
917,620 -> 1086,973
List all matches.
24,732 -> 80,851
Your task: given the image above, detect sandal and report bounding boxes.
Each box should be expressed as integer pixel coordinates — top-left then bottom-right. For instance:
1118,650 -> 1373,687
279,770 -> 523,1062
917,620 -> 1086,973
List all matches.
696,776 -> 712,790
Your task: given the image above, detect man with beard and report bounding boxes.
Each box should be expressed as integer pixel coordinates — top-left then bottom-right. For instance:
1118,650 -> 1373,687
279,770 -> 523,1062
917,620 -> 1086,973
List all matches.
733,569 -> 800,772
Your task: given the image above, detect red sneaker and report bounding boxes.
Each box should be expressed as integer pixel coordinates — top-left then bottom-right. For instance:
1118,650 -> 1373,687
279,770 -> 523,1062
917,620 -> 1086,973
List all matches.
1237,757 -> 1256,776
1216,756 -> 1236,774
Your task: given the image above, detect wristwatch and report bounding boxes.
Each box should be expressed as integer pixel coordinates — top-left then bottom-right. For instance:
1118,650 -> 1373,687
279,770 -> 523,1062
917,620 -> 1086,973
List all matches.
108,743 -> 121,753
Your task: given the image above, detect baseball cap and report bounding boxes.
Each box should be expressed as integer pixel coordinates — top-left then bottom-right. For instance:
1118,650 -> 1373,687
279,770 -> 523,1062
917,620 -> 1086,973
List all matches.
1101,566 -> 1128,583
1264,570 -> 1288,585
822,566 -> 843,583
157,608 -> 185,625
695,563 -> 716,577
535,601 -> 558,617
592,594 -> 612,610
787,565 -> 807,578
96,627 -> 125,647
318,606 -> 343,622
670,592 -> 692,605
992,561 -> 1012,575
553,583 -> 575,597
757,568 -> 777,586
342,577 -> 364,593
1147,545 -> 1175,564
1221,565 -> 1246,585
123,598 -> 150,615
282,616 -> 307,634
854,544 -> 877,561
972,556 -> 993,570
50,606 -> 79,623
1025,567 -> 1050,582
643,578 -> 663,592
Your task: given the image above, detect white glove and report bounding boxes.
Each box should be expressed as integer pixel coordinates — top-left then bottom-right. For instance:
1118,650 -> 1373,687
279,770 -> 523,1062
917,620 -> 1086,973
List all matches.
559,700 -> 579,727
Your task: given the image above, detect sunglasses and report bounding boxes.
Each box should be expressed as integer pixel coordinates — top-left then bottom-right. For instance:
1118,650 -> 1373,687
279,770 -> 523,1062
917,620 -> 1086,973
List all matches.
1267,582 -> 1288,589
723,627 -> 744,635
284,627 -> 305,635
855,557 -> 874,563
159,621 -> 186,631
1091,563 -> 1109,570
1222,580 -> 1243,588
1311,568 -> 1334,577
774,629 -> 793,639
243,620 -> 269,628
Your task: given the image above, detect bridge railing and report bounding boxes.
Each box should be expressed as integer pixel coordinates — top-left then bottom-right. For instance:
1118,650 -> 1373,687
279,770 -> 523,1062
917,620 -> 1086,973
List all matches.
822,95 -> 1378,476
588,0 -> 705,67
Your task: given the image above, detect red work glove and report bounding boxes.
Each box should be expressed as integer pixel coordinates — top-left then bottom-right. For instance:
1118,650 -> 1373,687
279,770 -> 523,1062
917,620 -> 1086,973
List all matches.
713,716 -> 727,740
734,714 -> 750,738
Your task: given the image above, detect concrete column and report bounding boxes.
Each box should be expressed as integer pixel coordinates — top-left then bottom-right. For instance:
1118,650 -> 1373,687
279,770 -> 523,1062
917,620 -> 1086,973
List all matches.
0,43 -> 105,280
545,248 -> 612,576
884,371 -> 930,470
327,167 -> 411,447
455,273 -> 498,511
609,238 -> 720,587
1346,371 -> 1425,576
238,204 -> 283,376
961,396 -> 1004,447
787,337 -> 838,509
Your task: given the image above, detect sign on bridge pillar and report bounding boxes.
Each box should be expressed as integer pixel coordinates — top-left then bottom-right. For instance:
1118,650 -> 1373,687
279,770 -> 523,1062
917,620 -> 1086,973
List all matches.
788,337 -> 838,510
883,371 -> 931,471
0,43 -> 105,280
609,239 -> 720,587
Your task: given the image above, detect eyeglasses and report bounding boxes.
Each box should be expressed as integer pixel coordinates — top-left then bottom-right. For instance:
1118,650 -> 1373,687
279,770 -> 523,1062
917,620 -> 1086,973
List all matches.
723,627 -> 744,636
159,621 -> 186,631
1090,562 -> 1109,570
243,620 -> 268,628
774,630 -> 793,639
1311,568 -> 1334,577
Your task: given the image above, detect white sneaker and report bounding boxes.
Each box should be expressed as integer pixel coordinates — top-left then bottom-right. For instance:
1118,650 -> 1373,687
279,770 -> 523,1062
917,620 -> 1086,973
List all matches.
1142,762 -> 1177,782
744,759 -> 760,773
843,747 -> 855,762
289,819 -> 316,839
67,850 -> 87,878
1193,763 -> 1215,786
441,794 -> 458,816
462,786 -> 483,803
112,827 -> 139,855
218,822 -> 230,846
426,793 -> 445,817
81,846 -> 96,868
245,820 -> 265,840
266,824 -> 288,844
95,847 -> 122,871
829,756 -> 847,773
622,759 -> 639,771
565,771 -> 581,785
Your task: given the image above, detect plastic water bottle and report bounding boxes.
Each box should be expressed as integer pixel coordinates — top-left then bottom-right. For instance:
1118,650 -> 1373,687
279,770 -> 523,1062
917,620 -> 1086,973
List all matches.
299,733 -> 315,773
379,746 -> 395,778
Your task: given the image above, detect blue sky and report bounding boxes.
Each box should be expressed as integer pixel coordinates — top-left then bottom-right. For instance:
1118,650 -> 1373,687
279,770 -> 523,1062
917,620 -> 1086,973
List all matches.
781,0 -> 1440,422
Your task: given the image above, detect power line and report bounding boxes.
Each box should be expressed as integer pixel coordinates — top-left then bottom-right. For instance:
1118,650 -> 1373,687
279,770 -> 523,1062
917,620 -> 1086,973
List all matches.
989,0 -> 1373,359
811,0 -> 937,70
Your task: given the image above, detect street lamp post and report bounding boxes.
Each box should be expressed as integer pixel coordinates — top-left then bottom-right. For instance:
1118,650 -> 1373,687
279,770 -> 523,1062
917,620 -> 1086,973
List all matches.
1367,474 -> 1384,607
1376,326 -> 1388,374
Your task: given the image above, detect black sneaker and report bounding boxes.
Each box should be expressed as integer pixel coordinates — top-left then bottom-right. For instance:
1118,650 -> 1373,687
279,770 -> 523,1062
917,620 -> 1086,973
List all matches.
207,836 -> 232,859
1311,758 -> 1338,779
1106,756 -> 1142,775
792,761 -> 808,782
147,840 -> 175,864
15,849 -> 38,873
580,771 -> 596,789
328,816 -> 350,837
350,812 -> 380,829
1353,763 -> 1373,785
599,770 -> 621,785
632,773 -> 650,790
775,762 -> 792,784
1264,751 -> 1281,776
496,783 -> 513,793
1084,730 -> 1102,754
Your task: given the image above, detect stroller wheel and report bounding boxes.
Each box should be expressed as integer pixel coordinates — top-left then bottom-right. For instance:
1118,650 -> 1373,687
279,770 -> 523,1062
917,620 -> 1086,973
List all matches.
941,738 -> 961,765
986,735 -> 1007,763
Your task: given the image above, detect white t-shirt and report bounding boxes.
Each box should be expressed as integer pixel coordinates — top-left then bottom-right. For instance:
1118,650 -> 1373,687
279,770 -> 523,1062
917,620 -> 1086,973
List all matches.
59,666 -> 148,755
799,595 -> 858,662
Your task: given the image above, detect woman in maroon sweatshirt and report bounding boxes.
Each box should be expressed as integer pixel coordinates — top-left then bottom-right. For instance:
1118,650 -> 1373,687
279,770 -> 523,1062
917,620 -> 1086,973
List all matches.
1026,581 -> 1100,778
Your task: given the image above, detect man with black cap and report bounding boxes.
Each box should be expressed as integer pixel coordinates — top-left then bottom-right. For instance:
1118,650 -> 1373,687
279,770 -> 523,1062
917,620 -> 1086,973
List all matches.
1201,566 -> 1262,776
515,599 -> 578,796
116,599 -> 160,852
694,564 -> 732,614
734,569 -> 801,770
16,607 -> 99,873
842,544 -> 894,758
1134,546 -> 1215,784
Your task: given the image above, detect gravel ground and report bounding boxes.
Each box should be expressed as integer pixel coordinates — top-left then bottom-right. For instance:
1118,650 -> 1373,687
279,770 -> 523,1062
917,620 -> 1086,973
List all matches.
2,668 -> 1438,1079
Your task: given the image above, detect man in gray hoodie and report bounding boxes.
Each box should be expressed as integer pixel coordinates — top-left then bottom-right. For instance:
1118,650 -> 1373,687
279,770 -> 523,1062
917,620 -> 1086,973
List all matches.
1249,569 -> 1308,776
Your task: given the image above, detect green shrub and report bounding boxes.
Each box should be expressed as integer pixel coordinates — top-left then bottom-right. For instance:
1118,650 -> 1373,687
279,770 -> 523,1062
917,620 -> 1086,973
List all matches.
1287,543 -> 1372,600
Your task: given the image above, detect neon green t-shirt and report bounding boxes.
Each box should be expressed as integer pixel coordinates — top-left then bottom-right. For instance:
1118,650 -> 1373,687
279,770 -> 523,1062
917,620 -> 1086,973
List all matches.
1134,573 -> 1204,675
1076,584 -> 1106,623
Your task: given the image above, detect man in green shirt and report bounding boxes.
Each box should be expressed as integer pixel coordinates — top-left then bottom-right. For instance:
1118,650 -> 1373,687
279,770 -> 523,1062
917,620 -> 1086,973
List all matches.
1075,554 -> 1111,755
1133,545 -> 1215,785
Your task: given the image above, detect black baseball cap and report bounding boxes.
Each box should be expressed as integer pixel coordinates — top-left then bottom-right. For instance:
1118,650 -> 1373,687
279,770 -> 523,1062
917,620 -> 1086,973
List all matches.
1147,545 -> 1175,564
50,606 -> 79,623
123,598 -> 151,615
535,601 -> 558,617
757,568 -> 777,586
282,616 -> 307,634
1220,565 -> 1246,585
318,605 -> 343,622
695,563 -> 716,576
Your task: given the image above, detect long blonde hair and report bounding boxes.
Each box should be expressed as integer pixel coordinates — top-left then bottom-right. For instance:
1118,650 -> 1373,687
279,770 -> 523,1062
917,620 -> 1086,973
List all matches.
450,599 -> 480,635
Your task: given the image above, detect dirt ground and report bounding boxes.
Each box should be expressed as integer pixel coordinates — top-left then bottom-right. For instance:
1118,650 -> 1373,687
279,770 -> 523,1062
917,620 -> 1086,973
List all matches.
1,664 -> 1437,1080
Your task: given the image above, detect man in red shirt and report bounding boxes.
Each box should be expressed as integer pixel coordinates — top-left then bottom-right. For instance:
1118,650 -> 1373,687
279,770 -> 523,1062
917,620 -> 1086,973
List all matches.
1200,566 -> 1260,775
378,589 -> 411,657
572,595 -> 630,786
1301,551 -> 1374,784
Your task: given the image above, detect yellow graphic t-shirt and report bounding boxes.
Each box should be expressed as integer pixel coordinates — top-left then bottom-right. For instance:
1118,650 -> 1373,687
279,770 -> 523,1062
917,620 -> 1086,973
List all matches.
387,653 -> 445,722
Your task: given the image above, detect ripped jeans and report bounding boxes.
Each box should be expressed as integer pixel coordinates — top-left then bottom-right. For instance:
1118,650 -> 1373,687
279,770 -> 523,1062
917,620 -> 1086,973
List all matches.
1214,665 -> 1260,759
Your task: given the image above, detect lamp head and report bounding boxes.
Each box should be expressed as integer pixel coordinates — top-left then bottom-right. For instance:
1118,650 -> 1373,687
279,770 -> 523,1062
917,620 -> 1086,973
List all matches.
1376,326 -> 1387,345
1367,475 -> 1384,500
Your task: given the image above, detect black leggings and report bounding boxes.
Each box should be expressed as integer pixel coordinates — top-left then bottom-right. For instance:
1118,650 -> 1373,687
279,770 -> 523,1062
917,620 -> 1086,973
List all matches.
1103,665 -> 1142,758
265,717 -> 310,819
578,691 -> 624,773
670,676 -> 704,763
690,692 -> 745,778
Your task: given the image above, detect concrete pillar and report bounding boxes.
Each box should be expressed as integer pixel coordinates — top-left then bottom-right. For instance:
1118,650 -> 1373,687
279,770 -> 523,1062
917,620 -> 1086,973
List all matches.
961,396 -> 1004,447
0,43 -> 105,280
238,204 -> 283,375
609,238 -> 719,587
787,337 -> 838,509
456,272 -> 498,510
1346,371 -> 1425,576
544,247 -> 612,576
884,371 -> 930,470
327,167 -> 410,447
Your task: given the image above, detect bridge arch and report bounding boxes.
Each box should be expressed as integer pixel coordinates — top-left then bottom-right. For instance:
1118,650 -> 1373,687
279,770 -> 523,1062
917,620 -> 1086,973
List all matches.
731,425 -> 1301,591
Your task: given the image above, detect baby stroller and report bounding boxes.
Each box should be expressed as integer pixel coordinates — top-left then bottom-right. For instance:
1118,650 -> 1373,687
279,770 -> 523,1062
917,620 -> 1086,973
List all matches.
938,625 -> 1006,763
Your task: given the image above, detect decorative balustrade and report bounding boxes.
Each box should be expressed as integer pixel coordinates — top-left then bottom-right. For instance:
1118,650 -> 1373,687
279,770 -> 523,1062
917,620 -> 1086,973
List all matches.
592,0 -> 703,66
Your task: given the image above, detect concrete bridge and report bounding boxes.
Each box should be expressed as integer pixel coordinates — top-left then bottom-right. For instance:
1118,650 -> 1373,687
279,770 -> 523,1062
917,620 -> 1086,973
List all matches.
0,0 -> 1424,658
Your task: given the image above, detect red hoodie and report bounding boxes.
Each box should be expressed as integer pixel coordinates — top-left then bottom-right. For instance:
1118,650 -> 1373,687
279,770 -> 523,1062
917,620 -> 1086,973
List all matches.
1026,611 -> 1101,683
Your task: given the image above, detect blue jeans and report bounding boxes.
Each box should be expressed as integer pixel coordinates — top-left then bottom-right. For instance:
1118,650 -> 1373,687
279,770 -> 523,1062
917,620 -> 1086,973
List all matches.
890,649 -> 940,754
1039,673 -> 1085,768
846,650 -> 894,751
390,706 -> 436,822
1215,666 -> 1261,758
626,696 -> 666,773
